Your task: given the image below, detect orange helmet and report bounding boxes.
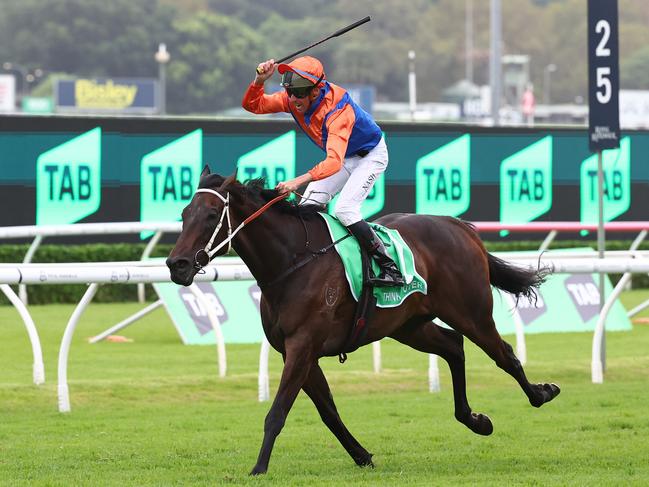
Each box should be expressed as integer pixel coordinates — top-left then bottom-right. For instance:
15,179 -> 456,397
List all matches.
278,56 -> 326,89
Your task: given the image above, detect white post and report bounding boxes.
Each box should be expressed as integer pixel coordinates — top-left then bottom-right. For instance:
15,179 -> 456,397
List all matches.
592,272 -> 632,383
258,338 -> 271,402
465,0 -> 474,83
489,0 -> 502,125
504,293 -> 527,365
188,284 -> 226,378
155,43 -> 170,114
138,230 -> 164,303
19,234 -> 42,304
408,50 -> 416,121
57,283 -> 100,412
1,283 -> 45,385
596,150 -> 606,371
538,230 -> 558,253
372,341 -> 382,374
428,354 -> 440,393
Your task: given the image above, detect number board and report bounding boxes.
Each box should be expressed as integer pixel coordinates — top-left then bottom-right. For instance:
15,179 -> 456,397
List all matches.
587,0 -> 620,152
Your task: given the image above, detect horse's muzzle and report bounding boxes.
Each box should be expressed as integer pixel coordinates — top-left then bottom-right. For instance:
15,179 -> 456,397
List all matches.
166,256 -> 195,286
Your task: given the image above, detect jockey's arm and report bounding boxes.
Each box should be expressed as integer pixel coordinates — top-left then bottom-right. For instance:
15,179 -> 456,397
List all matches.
242,82 -> 288,114
242,60 -> 287,114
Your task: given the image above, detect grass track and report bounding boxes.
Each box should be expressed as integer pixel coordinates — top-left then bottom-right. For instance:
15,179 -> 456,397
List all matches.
1,293 -> 649,486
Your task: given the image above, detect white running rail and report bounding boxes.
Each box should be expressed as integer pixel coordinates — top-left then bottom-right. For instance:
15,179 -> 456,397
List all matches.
0,262 -> 252,412
3,220 -> 649,406
0,221 -> 182,304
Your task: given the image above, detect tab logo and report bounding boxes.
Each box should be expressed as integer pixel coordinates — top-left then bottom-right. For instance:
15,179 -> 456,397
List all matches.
515,292 -> 547,325
36,127 -> 101,225
178,283 -> 228,336
564,274 -> 600,322
248,284 -> 261,311
500,136 -> 553,226
140,129 -> 202,238
580,137 -> 630,224
237,131 -> 295,188
416,134 -> 470,217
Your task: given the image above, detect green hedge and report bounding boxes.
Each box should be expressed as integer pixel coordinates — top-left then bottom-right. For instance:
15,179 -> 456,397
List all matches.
1,240 -> 647,304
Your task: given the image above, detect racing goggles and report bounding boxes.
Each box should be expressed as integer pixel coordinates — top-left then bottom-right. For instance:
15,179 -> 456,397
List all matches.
281,71 -> 324,98
285,85 -> 314,98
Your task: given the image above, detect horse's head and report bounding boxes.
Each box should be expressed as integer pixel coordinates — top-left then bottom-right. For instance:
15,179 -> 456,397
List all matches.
166,165 -> 234,286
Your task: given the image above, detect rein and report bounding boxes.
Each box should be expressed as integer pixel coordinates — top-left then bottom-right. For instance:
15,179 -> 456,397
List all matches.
193,188 -> 287,270
258,232 -> 350,289
192,186 -> 349,288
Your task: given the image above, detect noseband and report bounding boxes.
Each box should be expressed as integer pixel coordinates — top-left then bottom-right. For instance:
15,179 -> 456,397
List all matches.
191,187 -> 288,271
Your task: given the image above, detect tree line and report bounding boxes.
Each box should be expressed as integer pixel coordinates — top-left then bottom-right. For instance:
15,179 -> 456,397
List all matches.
0,0 -> 647,115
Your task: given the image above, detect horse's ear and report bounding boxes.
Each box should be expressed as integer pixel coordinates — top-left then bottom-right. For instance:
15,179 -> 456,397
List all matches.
223,172 -> 238,187
201,165 -> 211,178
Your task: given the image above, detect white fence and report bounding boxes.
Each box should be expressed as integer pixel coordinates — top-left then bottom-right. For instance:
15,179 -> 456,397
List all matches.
3,220 -> 649,409
0,221 -> 182,304
0,261 -> 252,412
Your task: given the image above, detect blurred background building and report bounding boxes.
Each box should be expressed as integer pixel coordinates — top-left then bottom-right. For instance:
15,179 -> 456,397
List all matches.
0,0 -> 648,127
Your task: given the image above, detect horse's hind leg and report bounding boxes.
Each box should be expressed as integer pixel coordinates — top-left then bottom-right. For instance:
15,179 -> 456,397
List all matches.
462,315 -> 560,408
390,319 -> 493,436
302,363 -> 374,467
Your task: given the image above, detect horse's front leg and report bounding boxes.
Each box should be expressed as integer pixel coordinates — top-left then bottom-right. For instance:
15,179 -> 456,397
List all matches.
302,362 -> 374,468
250,336 -> 315,475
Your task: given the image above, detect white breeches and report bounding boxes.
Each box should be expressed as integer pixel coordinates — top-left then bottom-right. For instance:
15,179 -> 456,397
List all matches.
299,137 -> 388,226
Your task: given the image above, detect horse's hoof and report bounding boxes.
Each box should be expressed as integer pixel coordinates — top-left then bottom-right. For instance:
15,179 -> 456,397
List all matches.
530,382 -> 561,408
249,465 -> 267,476
354,452 -> 374,468
462,412 -> 493,436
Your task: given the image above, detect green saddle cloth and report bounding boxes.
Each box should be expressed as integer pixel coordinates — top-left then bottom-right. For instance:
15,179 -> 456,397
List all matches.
318,213 -> 427,308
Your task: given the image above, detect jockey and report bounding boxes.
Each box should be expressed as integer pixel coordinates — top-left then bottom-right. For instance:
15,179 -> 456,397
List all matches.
242,56 -> 404,287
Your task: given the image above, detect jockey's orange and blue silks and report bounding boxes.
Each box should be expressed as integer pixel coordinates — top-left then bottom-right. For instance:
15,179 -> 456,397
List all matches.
242,66 -> 381,181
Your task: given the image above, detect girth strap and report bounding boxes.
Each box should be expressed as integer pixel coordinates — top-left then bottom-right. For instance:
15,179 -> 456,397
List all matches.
338,246 -> 376,362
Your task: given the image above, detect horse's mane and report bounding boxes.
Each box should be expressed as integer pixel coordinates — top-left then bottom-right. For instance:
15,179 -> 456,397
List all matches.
241,178 -> 323,219
201,174 -> 323,219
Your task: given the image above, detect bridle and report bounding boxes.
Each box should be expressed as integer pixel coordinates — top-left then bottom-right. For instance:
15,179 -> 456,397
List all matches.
191,187 -> 288,271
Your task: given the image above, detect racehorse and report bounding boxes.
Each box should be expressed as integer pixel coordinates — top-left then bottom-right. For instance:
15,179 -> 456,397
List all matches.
166,167 -> 560,475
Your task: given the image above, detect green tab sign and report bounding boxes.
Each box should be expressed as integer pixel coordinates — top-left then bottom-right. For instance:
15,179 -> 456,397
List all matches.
500,136 -> 553,226
415,134 -> 470,217
36,127 -> 101,225
140,129 -> 202,239
237,131 -> 295,188
580,136 -> 630,224
152,280 -> 264,344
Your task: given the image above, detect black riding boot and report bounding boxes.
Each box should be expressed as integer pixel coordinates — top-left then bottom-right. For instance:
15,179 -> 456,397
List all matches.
347,220 -> 405,287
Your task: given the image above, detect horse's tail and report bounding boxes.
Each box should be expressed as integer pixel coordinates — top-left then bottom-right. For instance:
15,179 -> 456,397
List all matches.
487,253 -> 551,301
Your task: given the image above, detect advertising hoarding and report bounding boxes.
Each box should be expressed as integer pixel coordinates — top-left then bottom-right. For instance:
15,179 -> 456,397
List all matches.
55,78 -> 158,114
1,116 -> 648,230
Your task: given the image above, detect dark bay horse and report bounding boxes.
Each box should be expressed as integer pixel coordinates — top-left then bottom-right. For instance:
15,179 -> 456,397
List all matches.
166,167 -> 560,475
